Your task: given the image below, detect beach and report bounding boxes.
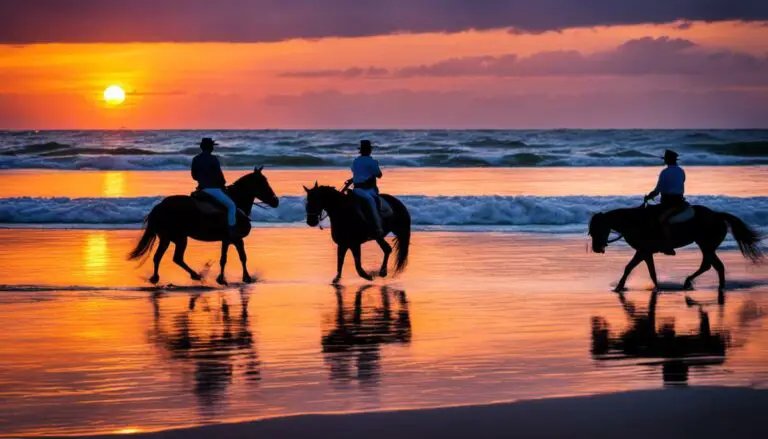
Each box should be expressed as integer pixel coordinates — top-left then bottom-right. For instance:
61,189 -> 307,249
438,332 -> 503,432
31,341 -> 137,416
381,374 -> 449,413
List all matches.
0,227 -> 766,437
1,130 -> 767,437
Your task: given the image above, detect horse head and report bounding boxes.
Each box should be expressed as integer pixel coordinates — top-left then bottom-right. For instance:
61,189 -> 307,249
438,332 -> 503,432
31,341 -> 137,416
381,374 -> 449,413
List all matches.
589,212 -> 611,253
235,166 -> 280,209
303,182 -> 339,227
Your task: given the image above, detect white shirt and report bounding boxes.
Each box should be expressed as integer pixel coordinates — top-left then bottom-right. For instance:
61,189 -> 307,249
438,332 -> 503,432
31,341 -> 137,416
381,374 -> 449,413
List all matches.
655,165 -> 685,195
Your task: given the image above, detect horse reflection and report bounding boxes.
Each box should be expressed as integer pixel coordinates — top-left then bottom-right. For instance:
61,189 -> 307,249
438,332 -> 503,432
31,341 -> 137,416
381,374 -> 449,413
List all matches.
148,288 -> 260,414
322,285 -> 412,387
591,291 -> 729,385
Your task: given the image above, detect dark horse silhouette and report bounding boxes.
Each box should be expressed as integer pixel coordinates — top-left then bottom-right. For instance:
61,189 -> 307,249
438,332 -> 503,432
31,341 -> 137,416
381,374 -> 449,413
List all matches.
128,167 -> 279,285
304,183 -> 411,283
589,203 -> 763,296
591,290 -> 728,385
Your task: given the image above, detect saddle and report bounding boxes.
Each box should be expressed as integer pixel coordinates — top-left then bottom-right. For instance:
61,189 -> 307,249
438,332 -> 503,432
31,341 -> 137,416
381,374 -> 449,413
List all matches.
349,193 -> 394,218
660,202 -> 695,225
190,191 -> 227,216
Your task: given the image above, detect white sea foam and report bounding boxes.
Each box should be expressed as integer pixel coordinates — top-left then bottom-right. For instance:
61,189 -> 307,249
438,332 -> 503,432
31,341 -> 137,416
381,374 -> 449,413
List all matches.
1,196 -> 766,230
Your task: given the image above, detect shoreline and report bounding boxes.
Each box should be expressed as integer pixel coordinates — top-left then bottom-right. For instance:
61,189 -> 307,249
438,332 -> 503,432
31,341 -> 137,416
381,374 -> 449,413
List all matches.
44,387 -> 767,439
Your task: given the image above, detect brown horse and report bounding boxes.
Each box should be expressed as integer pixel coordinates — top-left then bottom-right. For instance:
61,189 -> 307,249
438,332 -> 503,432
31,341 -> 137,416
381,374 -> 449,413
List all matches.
128,166 -> 279,285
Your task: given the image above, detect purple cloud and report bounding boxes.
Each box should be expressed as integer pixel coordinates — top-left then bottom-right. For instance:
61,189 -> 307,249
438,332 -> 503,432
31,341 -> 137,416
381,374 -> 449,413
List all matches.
1,0 -> 767,43
282,37 -> 768,83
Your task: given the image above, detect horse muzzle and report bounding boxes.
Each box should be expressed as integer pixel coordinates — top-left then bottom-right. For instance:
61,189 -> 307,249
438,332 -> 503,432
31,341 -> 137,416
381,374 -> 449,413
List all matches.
306,215 -> 319,227
267,196 -> 279,208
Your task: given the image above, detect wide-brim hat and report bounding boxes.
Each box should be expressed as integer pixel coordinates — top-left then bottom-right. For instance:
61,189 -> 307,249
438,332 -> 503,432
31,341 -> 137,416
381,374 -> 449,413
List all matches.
200,137 -> 218,147
662,149 -> 679,160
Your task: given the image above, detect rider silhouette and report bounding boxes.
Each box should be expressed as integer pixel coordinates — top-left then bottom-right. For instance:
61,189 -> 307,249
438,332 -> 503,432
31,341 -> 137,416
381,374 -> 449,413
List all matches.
191,137 -> 238,237
644,149 -> 686,255
349,140 -> 384,238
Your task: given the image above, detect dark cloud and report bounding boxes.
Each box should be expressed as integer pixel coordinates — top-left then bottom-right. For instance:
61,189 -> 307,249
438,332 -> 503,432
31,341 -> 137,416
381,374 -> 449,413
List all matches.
280,67 -> 389,79
1,0 -> 767,43
282,37 -> 768,83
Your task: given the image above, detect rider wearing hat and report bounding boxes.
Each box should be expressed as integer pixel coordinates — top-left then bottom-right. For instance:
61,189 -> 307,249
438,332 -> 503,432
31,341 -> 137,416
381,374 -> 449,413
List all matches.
350,139 -> 384,238
191,137 -> 238,237
644,149 -> 686,255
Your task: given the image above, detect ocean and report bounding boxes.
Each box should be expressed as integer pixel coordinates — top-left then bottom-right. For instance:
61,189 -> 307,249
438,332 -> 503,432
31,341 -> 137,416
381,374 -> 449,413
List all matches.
1,130 -> 767,436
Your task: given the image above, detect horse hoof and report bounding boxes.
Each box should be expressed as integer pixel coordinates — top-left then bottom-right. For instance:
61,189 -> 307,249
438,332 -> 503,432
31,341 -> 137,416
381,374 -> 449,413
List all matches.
379,269 -> 388,278
149,275 -> 160,284
359,273 -> 374,282
612,286 -> 626,293
683,281 -> 694,291
191,273 -> 203,282
243,274 -> 254,284
216,275 -> 228,286
331,276 -> 342,285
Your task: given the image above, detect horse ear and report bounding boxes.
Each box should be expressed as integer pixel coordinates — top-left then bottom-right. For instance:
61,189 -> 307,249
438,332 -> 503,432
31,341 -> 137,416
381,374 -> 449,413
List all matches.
313,181 -> 318,188
303,185 -> 310,193
254,165 -> 263,173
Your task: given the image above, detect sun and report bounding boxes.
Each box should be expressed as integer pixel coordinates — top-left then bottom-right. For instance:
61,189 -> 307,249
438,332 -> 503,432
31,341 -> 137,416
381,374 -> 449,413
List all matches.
103,85 -> 126,105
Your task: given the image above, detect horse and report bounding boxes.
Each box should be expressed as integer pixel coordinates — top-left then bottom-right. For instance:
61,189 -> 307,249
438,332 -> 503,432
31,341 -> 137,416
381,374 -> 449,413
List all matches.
128,166 -> 279,285
588,203 -> 763,297
303,182 -> 411,284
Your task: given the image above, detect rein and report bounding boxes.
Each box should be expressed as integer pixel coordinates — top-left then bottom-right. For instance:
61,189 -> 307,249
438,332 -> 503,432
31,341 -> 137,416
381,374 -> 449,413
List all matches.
607,234 -> 624,244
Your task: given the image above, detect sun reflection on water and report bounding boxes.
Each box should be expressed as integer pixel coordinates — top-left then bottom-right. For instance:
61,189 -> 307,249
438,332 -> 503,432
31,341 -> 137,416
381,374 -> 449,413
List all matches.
103,171 -> 126,197
84,232 -> 109,278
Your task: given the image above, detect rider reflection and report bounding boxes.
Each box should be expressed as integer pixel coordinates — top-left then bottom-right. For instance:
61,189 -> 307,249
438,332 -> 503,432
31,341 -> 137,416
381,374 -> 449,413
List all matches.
321,285 -> 412,388
591,291 -> 728,386
148,288 -> 260,415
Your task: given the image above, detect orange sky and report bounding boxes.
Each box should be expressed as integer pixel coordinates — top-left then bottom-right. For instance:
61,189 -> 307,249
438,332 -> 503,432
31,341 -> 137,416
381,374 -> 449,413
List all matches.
1,21 -> 767,129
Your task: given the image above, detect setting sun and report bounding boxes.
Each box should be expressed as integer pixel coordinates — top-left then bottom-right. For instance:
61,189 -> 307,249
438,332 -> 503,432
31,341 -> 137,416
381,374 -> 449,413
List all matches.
103,85 -> 126,105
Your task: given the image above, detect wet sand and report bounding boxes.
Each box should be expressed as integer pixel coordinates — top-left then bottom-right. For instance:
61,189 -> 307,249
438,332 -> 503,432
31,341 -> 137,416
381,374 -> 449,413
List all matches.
64,387 -> 768,439
0,228 -> 766,437
1,166 -> 767,198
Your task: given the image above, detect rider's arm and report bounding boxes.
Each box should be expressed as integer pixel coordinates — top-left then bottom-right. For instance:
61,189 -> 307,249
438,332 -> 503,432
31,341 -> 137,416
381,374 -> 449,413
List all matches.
645,171 -> 664,201
191,157 -> 200,182
213,156 -> 226,187
373,160 -> 382,179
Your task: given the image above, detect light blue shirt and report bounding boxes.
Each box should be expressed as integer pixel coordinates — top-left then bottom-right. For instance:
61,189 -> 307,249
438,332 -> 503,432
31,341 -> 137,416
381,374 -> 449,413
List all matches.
655,165 -> 685,195
351,156 -> 381,184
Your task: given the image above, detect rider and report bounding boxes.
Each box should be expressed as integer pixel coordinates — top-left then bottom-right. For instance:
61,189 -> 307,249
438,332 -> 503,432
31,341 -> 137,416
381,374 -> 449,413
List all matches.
644,149 -> 686,255
191,137 -> 238,237
349,139 -> 384,238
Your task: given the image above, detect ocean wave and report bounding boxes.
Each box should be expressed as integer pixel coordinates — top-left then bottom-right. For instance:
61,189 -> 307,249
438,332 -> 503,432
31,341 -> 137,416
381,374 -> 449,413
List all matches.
1,130 -> 767,169
1,195 -> 766,229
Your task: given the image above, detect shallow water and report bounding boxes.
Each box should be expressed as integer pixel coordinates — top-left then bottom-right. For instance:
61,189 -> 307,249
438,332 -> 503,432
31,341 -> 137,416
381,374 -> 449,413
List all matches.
0,228 -> 766,437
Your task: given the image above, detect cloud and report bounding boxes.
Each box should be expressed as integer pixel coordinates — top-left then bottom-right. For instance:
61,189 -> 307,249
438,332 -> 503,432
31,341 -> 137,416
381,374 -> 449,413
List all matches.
280,37 -> 768,84
280,67 -> 389,79
260,88 -> 768,129
1,0 -> 767,43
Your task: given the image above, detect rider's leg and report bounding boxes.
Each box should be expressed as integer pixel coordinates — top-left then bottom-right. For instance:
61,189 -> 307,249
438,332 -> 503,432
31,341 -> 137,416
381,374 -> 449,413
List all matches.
202,188 -> 237,227
353,189 -> 383,236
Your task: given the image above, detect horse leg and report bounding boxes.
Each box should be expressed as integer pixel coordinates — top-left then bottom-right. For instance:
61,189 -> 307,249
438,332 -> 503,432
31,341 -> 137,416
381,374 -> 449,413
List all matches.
351,244 -> 373,281
375,237 -> 392,278
644,254 -> 659,292
217,240 -> 229,286
333,245 -> 347,285
173,237 -> 201,281
615,251 -> 644,292
150,237 -> 170,284
684,250 -> 713,290
710,252 -> 726,295
234,239 -> 253,283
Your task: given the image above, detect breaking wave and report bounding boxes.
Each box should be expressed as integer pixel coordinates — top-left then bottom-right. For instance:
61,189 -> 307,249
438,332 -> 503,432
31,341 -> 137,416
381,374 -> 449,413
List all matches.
1,196 -> 766,230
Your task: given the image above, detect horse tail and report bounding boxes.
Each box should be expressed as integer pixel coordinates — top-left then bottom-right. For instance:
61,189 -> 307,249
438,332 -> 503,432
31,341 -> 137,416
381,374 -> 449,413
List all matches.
720,212 -> 764,263
128,207 -> 159,261
387,196 -> 411,274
